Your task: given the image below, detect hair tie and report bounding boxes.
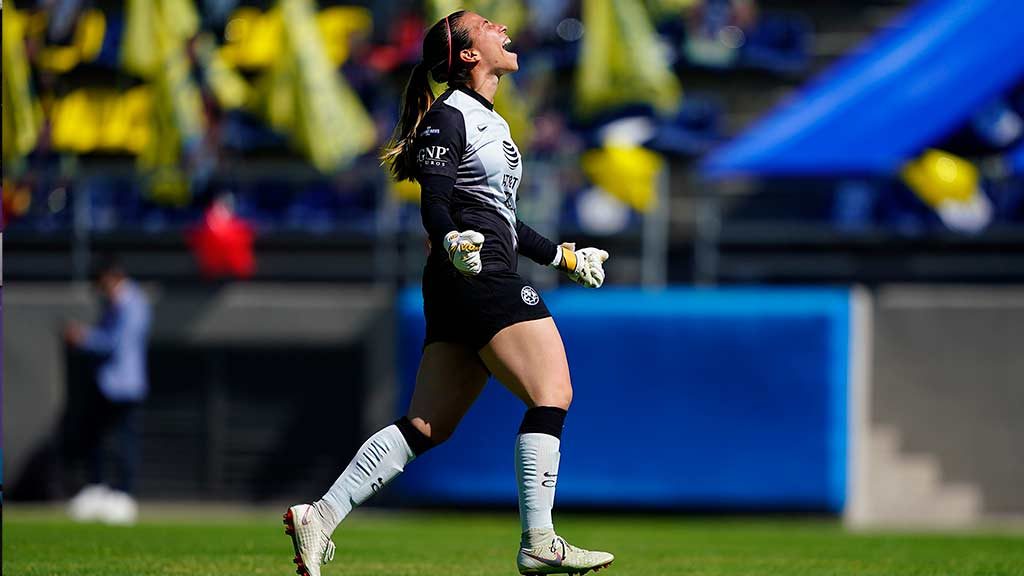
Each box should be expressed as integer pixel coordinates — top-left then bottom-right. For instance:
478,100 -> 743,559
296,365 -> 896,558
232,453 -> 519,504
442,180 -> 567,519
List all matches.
444,15 -> 453,79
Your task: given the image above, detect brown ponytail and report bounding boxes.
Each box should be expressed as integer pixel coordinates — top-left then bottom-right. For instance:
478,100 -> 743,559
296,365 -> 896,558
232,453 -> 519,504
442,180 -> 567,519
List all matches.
380,11 -> 471,182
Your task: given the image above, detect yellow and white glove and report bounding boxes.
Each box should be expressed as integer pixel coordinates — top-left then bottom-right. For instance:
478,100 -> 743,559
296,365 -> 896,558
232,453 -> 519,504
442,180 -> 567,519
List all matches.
443,230 -> 485,275
552,242 -> 609,288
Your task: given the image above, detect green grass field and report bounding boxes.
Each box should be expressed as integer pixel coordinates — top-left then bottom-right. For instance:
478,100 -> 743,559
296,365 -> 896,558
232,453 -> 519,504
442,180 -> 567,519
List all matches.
4,506 -> 1023,576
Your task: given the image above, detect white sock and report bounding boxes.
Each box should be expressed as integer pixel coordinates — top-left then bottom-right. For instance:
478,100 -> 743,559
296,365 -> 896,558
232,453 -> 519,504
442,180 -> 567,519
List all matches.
516,432 -> 561,546
316,424 -> 415,533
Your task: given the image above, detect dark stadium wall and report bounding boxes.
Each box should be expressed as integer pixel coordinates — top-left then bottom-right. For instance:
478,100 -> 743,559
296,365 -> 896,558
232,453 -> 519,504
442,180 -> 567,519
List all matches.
3,284 -> 397,501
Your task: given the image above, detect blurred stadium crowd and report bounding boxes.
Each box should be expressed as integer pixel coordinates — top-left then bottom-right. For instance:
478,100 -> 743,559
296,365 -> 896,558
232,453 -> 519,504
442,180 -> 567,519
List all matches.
2,0 -> 1024,283
2,0 -> 787,235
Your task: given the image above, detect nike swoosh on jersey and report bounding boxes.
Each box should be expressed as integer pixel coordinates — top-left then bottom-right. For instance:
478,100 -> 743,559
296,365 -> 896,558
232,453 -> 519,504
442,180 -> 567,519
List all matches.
477,124 -> 487,131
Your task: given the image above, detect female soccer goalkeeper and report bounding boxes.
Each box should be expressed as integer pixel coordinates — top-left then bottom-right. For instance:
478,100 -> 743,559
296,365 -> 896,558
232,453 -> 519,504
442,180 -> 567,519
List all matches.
285,11 -> 613,576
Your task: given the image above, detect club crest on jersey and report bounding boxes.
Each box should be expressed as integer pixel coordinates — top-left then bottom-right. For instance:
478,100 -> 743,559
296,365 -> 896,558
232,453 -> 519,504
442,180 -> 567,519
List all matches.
521,286 -> 540,306
417,145 -> 449,167
502,140 -> 520,170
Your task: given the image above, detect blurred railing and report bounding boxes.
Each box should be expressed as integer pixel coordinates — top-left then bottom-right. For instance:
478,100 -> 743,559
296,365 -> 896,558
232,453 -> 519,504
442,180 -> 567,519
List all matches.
5,156 -> 1024,285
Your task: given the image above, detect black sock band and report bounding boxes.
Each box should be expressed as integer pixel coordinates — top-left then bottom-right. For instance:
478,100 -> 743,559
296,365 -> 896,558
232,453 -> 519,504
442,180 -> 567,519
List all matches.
394,416 -> 435,456
518,406 -> 568,439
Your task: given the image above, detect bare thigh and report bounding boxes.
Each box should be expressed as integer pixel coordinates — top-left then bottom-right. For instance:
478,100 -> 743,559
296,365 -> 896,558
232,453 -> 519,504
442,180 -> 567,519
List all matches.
480,317 -> 572,410
406,342 -> 490,444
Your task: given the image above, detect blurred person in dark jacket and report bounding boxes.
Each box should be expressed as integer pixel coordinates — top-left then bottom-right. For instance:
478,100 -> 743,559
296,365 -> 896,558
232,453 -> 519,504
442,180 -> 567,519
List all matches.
63,256 -> 152,525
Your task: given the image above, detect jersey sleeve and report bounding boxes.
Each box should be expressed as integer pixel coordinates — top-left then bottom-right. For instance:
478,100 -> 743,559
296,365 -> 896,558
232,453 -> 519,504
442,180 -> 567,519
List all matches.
419,173 -> 458,249
515,219 -> 559,266
412,104 -> 466,180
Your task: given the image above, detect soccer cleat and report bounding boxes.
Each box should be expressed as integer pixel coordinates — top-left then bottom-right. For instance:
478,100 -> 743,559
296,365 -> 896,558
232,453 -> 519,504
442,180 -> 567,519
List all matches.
68,484 -> 111,522
283,504 -> 336,576
101,490 -> 139,526
517,534 -> 614,575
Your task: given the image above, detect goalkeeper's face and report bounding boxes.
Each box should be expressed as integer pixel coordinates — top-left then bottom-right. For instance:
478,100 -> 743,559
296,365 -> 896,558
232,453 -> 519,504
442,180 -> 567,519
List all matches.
462,12 -> 519,76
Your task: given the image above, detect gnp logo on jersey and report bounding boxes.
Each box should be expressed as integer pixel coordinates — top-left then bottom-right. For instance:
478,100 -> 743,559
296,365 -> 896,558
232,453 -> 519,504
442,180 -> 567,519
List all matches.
417,145 -> 449,167
521,286 -> 540,306
502,140 -> 520,170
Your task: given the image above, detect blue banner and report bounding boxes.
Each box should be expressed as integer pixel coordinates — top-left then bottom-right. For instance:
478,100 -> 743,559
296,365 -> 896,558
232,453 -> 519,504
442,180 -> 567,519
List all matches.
703,0 -> 1024,177
396,288 -> 850,512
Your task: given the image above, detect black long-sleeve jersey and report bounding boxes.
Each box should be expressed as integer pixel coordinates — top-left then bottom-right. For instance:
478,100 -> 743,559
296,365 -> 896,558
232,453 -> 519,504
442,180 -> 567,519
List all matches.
413,86 -> 557,273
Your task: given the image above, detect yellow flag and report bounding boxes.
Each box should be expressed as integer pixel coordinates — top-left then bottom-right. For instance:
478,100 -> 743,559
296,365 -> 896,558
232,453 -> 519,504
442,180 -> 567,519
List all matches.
494,77 -> 532,148
392,178 -> 422,204
902,149 -> 979,206
251,0 -> 376,172
122,0 -> 205,205
427,0 -> 525,34
317,6 -> 373,66
219,7 -> 283,70
121,0 -> 160,76
902,148 -> 992,232
37,9 -> 107,73
194,33 -> 249,110
426,0 -> 461,22
581,145 -> 664,212
3,1 -> 42,165
577,0 -> 682,117
647,0 -> 702,20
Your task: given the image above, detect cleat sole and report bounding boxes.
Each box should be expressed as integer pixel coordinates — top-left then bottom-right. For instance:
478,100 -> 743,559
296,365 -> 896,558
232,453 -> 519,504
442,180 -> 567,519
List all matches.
519,559 -> 613,576
283,509 -> 311,576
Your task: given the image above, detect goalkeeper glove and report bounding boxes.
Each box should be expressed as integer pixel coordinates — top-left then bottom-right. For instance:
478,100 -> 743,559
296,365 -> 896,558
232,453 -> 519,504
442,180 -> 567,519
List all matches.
552,243 -> 609,288
443,230 -> 485,275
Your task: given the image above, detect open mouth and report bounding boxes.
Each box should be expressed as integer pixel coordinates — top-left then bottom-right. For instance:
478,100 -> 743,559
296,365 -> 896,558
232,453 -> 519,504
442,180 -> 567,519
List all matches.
502,36 -> 516,54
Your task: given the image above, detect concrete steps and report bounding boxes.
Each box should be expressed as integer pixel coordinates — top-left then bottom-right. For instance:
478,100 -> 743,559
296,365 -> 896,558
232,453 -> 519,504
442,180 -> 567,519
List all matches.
848,425 -> 981,528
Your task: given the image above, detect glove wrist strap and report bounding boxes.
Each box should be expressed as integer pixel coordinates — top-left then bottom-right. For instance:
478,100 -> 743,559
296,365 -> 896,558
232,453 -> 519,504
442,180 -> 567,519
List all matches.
555,244 -> 577,273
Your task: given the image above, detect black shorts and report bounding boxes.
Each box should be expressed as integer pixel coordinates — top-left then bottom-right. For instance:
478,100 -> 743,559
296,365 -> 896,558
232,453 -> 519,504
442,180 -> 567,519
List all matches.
422,265 -> 552,351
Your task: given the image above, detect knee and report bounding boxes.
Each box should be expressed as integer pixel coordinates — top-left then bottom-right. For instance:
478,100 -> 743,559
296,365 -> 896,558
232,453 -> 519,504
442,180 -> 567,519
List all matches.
557,383 -> 573,410
535,380 -> 572,410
